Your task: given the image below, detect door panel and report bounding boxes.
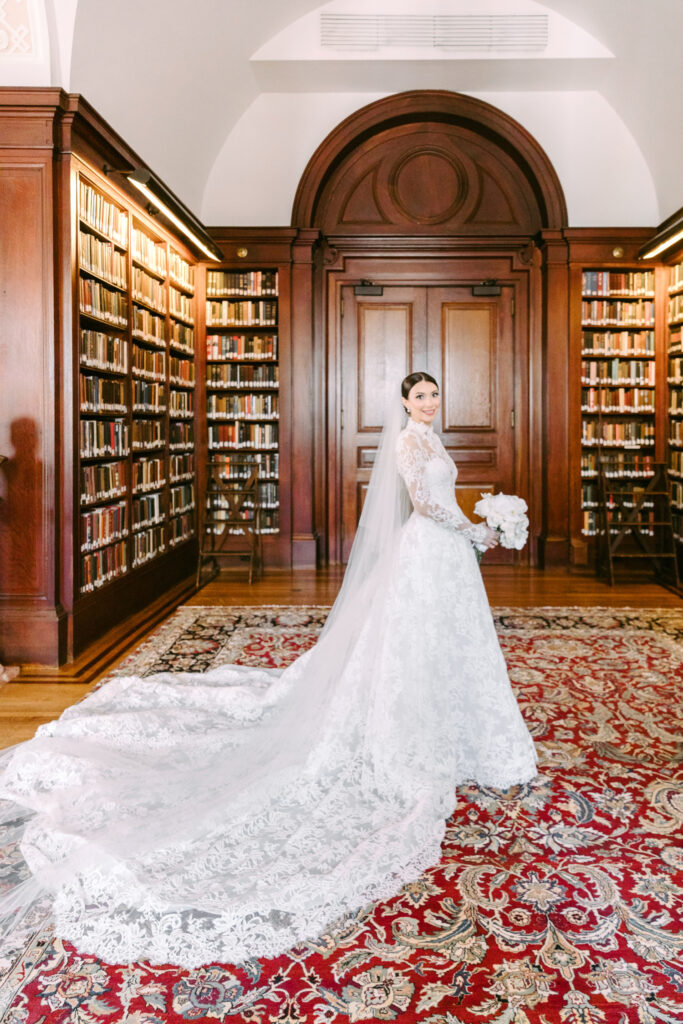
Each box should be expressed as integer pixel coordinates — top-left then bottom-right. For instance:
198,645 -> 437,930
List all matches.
340,287 -> 426,559
341,283 -> 518,563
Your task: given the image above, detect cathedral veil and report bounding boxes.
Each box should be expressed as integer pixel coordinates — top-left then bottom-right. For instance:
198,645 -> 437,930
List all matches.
0,382 -> 424,964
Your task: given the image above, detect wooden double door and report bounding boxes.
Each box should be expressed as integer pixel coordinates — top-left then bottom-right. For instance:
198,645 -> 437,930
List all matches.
340,284 -> 521,563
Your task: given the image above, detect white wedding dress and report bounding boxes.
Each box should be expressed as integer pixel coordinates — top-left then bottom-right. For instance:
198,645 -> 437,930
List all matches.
0,416 -> 536,968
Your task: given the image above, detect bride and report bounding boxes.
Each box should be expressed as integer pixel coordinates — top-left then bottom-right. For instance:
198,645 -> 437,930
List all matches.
0,371 -> 537,968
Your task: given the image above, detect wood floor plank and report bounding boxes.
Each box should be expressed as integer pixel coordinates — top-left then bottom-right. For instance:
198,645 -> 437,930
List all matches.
0,567 -> 680,750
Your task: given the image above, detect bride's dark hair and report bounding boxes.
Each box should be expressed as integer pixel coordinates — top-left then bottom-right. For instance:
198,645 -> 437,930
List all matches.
401,371 -> 439,399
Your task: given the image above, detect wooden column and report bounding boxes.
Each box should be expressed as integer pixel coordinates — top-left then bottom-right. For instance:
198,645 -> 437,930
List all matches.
539,230 -> 571,566
290,230 -> 320,567
0,91 -> 67,663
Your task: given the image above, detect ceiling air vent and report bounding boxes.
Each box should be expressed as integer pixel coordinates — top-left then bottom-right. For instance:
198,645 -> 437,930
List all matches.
320,14 -> 549,52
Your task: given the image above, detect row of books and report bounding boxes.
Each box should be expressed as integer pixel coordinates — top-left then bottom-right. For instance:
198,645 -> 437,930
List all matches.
132,420 -> 163,449
133,346 -> 165,380
581,360 -> 655,385
671,480 -> 683,510
80,231 -> 127,289
209,507 -> 280,535
133,308 -> 165,346
81,541 -> 127,593
206,270 -> 278,297
207,394 -> 278,419
207,364 -> 279,388
132,525 -> 166,568
170,512 -> 195,545
206,334 -> 277,361
80,181 -> 128,248
582,331 -> 654,356
669,260 -> 683,294
580,388 -> 656,413
581,509 -> 655,537
133,493 -> 164,530
170,251 -> 195,293
669,451 -> 683,476
81,501 -> 128,552
581,300 -> 654,326
669,356 -> 683,380
670,327 -> 682,352
133,458 -> 165,493
582,422 -> 655,446
81,419 -> 128,458
170,423 -> 194,449
133,268 -> 166,314
81,461 -> 127,505
581,452 -> 655,477
81,375 -> 127,412
208,423 -> 278,449
170,288 -> 194,323
669,294 -> 683,323
213,452 -> 279,481
172,324 -> 195,353
170,484 -> 195,515
670,422 -> 683,445
170,357 -> 195,385
206,300 -> 277,327
170,391 -> 194,418
581,270 -> 654,297
670,391 -> 683,414
81,330 -> 128,373
132,228 -> 167,277
133,381 -> 164,411
581,482 -> 655,509
171,453 -> 195,479
80,279 -> 128,326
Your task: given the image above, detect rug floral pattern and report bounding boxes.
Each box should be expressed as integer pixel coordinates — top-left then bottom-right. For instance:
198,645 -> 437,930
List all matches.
1,605 -> 682,1024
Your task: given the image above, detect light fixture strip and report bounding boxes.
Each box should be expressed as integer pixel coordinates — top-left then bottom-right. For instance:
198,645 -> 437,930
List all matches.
641,227 -> 683,260
127,177 -> 219,261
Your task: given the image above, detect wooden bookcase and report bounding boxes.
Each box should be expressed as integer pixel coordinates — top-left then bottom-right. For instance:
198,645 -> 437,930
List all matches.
204,268 -> 281,537
75,166 -> 198,631
667,252 -> 683,557
0,91 -> 200,663
579,268 -> 657,538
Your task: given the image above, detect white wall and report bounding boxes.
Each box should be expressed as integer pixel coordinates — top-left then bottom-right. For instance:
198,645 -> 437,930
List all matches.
202,90 -> 659,227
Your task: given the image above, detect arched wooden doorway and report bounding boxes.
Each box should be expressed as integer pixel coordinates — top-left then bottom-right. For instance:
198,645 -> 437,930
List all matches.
292,90 -> 568,566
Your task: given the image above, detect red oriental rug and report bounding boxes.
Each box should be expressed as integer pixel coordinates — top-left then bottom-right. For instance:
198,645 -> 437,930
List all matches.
1,605 -> 682,1024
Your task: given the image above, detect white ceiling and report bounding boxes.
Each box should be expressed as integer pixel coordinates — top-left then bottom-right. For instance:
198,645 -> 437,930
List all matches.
16,0 -> 683,226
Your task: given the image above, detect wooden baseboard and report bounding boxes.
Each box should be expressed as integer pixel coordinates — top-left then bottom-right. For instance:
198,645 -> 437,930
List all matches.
13,574 -> 197,685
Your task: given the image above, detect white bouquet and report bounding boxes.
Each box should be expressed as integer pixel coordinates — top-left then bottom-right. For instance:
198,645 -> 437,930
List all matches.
472,492 -> 529,561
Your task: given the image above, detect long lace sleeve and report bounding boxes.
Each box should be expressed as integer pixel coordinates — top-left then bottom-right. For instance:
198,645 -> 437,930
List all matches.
396,430 -> 489,546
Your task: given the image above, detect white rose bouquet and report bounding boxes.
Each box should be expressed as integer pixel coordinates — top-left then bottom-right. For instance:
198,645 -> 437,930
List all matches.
472,492 -> 529,563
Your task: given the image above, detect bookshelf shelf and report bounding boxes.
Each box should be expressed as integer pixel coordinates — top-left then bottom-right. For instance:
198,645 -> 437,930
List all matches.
579,269 -> 658,535
667,256 -> 683,554
204,269 -> 281,537
74,171 -> 198,600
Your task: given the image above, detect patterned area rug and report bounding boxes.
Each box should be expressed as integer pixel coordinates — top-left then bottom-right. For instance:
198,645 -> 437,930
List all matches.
1,605 -> 682,1024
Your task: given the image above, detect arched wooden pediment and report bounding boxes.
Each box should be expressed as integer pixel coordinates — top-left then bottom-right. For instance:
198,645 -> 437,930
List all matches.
292,91 -> 567,234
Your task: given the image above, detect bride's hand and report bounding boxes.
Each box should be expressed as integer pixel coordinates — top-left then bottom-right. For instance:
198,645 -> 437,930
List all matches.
481,526 -> 499,549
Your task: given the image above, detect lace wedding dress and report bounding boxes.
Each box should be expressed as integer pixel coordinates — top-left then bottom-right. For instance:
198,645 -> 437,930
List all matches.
0,416 -> 537,968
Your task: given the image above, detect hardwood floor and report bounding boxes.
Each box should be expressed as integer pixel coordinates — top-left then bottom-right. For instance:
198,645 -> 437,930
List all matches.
1,567 -> 680,749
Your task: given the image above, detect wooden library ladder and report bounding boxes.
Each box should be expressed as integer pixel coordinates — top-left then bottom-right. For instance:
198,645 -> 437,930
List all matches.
596,461 -> 680,590
196,458 -> 263,586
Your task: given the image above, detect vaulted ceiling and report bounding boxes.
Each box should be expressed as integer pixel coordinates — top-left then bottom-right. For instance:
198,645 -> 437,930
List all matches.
3,1 -> 682,226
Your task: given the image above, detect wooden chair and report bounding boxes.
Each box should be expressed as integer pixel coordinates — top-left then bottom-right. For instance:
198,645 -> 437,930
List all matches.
196,456 -> 263,586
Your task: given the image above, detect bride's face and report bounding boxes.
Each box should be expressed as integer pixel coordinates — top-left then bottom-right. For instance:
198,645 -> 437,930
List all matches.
403,380 -> 440,424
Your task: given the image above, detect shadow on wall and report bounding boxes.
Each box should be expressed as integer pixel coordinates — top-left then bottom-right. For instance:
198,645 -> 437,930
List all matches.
0,418 -> 43,599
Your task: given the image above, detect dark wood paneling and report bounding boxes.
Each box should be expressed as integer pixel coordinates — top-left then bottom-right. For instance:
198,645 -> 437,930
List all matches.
441,304 -> 495,430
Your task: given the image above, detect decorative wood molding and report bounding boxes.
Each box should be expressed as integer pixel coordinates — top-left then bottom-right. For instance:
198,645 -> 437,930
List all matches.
292,90 -> 567,233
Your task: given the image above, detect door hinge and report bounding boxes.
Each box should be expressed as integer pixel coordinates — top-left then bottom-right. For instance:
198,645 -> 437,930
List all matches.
511,298 -> 515,316
340,297 -> 344,317
511,409 -> 515,429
